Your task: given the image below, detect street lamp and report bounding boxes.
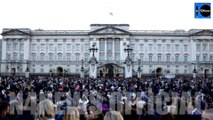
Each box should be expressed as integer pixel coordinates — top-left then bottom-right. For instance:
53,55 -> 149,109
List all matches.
124,45 -> 133,58
192,62 -> 197,79
80,59 -> 85,78
25,60 -> 30,78
89,43 -> 98,57
137,59 -> 142,78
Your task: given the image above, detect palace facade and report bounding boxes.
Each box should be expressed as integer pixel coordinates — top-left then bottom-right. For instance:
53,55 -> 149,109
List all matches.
1,24 -> 213,77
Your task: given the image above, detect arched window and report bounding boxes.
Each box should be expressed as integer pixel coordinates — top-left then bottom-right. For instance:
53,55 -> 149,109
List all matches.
32,53 -> 36,61
157,53 -> 162,62
49,53 -> 54,61
40,53 -> 45,61
58,53 -> 63,61
67,53 -> 71,61
166,53 -> 170,62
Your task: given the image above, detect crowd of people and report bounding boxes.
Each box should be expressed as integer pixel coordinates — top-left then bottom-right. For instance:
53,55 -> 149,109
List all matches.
0,75 -> 213,120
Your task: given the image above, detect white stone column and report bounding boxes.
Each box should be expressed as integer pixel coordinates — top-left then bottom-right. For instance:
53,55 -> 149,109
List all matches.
120,39 -> 124,61
2,39 -> 7,61
112,38 -> 115,61
24,38 -> 30,60
191,39 -> 196,61
96,38 -> 99,60
1,38 -> 7,73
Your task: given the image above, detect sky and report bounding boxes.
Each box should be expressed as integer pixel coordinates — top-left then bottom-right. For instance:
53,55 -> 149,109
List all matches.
0,0 -> 212,38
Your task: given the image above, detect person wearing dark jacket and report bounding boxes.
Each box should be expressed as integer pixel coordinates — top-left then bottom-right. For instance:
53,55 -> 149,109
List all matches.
0,101 -> 9,120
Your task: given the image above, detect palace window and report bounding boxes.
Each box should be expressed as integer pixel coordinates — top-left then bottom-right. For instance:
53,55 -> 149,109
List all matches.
166,54 -> 170,62
58,44 -> 63,51
13,43 -> 18,51
40,53 -> 45,61
84,53 -> 89,61
20,43 -> 24,51
210,55 -> 213,62
13,53 -> 18,60
99,53 -> 105,61
99,40 -> 105,52
67,44 -> 72,51
41,44 -> 45,51
107,41 -> 112,51
210,44 -> 213,52
58,53 -> 63,61
140,54 -> 144,62
84,44 -> 90,51
157,44 -> 161,52
6,54 -> 11,60
140,44 -> 144,51
115,40 -> 120,52
196,55 -> 200,62
49,53 -> 54,61
203,43 -> 207,52
75,44 -> 80,51
32,53 -> 36,61
115,53 -> 120,61
107,54 -> 112,61
76,53 -> 80,61
203,54 -> 207,61
175,44 -> 179,52
184,45 -> 188,52
196,44 -> 201,52
166,44 -> 170,52
67,53 -> 71,61
20,54 -> 24,61
7,43 -> 11,51
148,44 -> 152,51
157,54 -> 161,62
175,54 -> 179,62
184,54 -> 188,62
148,54 -> 152,62
49,44 -> 54,51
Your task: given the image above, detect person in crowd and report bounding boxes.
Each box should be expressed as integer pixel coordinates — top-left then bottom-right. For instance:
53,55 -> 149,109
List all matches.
63,107 -> 80,120
38,99 -> 56,120
104,111 -> 123,120
0,101 -> 9,120
202,108 -> 213,120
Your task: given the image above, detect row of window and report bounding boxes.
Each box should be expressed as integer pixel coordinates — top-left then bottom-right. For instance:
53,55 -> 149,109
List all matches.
32,68 -> 77,73
139,54 -> 189,62
99,40 -> 120,52
7,43 -> 24,51
31,44 -> 90,52
31,68 -> 188,74
31,53 -> 90,62
196,55 -> 213,62
99,53 -> 120,61
196,43 -> 213,52
139,44 -> 189,52
6,53 -> 24,61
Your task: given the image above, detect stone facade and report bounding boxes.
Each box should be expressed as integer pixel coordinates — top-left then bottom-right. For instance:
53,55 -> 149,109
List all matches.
1,24 -> 213,77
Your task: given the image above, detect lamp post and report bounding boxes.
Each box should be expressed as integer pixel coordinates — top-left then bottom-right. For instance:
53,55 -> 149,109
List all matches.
89,43 -> 98,57
89,43 -> 98,78
137,59 -> 142,78
192,62 -> 197,79
25,60 -> 30,78
124,45 -> 133,78
124,45 -> 133,58
80,59 -> 85,78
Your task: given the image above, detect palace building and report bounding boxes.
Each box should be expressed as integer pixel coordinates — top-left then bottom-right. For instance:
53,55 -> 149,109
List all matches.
0,24 -> 213,77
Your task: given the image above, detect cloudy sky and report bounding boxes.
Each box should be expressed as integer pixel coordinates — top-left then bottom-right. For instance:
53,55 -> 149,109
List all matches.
0,0 -> 212,37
